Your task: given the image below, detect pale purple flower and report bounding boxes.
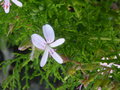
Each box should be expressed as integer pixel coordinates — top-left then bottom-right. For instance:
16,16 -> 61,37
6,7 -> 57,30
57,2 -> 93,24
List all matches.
31,24 -> 65,67
2,0 -> 22,13
98,87 -> 102,90
100,55 -> 120,68
100,62 -> 120,68
100,62 -> 113,67
113,64 -> 120,68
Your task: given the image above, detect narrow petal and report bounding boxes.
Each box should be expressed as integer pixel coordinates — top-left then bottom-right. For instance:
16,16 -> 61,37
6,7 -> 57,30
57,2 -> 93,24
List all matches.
49,48 -> 63,64
50,38 -> 65,47
4,6 -> 10,13
11,0 -> 22,7
40,46 -> 49,67
3,0 -> 10,13
31,34 -> 46,50
42,24 -> 55,43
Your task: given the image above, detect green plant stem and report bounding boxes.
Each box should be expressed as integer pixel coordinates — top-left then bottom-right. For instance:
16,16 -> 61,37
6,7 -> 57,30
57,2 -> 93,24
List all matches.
90,37 -> 120,42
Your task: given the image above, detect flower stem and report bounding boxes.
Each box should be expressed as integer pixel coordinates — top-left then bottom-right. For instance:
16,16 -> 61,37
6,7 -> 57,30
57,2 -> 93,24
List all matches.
90,37 -> 120,42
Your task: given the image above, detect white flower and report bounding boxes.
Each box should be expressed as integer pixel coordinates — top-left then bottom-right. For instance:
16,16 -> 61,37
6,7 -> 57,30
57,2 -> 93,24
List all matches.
2,0 -> 22,13
100,62 -> 113,67
31,24 -> 65,67
100,62 -> 120,68
98,87 -> 102,90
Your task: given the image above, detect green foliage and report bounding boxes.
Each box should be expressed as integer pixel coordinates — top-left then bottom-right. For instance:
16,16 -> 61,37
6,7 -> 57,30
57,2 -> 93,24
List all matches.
0,0 -> 120,90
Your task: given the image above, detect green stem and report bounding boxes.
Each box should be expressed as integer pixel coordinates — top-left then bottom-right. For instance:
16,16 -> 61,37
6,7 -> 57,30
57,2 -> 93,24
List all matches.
90,37 -> 120,42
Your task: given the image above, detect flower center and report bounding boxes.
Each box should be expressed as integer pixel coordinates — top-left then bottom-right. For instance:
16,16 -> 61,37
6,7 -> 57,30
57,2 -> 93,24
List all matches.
45,44 -> 50,49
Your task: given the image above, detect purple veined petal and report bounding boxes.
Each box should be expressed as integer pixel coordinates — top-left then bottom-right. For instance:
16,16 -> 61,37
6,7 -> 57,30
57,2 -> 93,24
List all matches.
42,24 -> 55,43
49,48 -> 63,64
31,34 -> 46,50
11,0 -> 22,7
40,46 -> 49,67
50,38 -> 65,48
3,0 -> 10,13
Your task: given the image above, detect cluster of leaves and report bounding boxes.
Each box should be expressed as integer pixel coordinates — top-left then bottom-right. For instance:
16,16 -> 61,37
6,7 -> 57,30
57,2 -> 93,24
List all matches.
0,0 -> 120,89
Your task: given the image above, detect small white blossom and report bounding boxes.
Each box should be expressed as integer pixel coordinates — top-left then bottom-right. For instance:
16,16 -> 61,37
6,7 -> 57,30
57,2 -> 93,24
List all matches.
106,57 -> 109,60
100,62 -> 120,68
98,87 -> 102,90
100,62 -> 113,67
1,0 -> 22,13
113,64 -> 120,68
31,24 -> 65,67
110,70 -> 113,73
113,56 -> 117,59
101,57 -> 105,60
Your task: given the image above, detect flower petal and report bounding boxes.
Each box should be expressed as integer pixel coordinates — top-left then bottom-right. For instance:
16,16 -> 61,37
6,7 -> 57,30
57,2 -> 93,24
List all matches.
50,38 -> 65,47
42,24 -> 55,43
31,34 -> 46,50
4,7 -> 10,13
3,0 -> 10,13
40,46 -> 49,67
49,48 -> 63,64
11,0 -> 22,7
